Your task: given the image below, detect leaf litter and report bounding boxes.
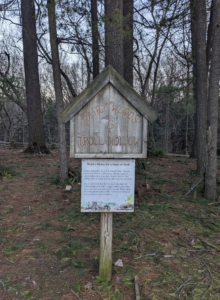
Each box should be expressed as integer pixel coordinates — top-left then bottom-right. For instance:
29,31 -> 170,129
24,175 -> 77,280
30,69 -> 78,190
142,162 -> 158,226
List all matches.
0,150 -> 220,299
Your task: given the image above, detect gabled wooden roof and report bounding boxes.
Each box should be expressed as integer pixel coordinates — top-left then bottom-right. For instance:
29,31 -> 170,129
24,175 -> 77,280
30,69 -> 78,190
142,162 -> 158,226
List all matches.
59,65 -> 159,123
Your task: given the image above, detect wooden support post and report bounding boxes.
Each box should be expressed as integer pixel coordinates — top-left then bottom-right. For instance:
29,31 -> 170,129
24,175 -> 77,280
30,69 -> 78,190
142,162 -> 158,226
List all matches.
134,275 -> 141,300
99,212 -> 113,281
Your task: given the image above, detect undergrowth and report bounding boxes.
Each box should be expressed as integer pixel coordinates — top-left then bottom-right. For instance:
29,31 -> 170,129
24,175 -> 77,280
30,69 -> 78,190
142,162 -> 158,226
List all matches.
148,148 -> 166,158
46,165 -> 81,186
0,164 -> 16,179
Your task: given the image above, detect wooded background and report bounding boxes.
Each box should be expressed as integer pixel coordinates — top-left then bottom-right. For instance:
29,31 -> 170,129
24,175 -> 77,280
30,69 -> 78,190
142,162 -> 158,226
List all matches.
0,0 -> 220,198
0,0 -> 206,153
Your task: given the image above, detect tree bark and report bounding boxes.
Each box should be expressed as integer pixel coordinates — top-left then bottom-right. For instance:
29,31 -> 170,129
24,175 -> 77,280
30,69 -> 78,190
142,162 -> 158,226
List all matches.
185,64 -> 190,155
195,0 -> 208,174
164,102 -> 170,153
205,0 -> 220,200
206,1 -> 213,71
21,0 -> 49,154
105,0 -> 124,76
123,0 -> 133,86
189,0 -> 197,158
60,69 -> 77,99
47,0 -> 68,183
91,0 -> 99,79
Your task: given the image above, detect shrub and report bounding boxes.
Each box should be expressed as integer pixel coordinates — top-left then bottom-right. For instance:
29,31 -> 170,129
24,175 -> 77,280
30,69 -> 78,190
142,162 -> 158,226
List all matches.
148,148 -> 166,158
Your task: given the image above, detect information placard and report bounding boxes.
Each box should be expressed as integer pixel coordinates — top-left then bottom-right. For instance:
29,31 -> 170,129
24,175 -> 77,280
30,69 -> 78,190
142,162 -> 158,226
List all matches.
81,159 -> 135,212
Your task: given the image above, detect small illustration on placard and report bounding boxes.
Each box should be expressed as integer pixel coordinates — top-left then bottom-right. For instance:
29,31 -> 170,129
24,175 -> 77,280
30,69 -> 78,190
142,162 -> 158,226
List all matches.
116,195 -> 134,211
81,201 -> 117,212
81,196 -> 134,212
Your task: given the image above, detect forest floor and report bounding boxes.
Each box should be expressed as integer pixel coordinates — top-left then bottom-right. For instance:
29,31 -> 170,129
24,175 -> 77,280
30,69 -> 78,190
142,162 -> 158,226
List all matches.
0,148 -> 220,300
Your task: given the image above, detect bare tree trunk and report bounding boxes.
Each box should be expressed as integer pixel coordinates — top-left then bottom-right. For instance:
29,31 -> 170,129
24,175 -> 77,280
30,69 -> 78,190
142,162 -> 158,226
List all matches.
91,0 -> 99,79
21,0 -> 49,154
105,0 -> 124,76
60,69 -> 77,98
149,123 -> 156,150
195,0 -> 208,174
185,64 -> 190,155
47,0 -> 68,183
206,1 -> 213,71
123,0 -> 133,86
23,125 -> 25,144
205,0 -> 220,200
164,102 -> 170,153
185,112 -> 188,155
189,0 -> 197,158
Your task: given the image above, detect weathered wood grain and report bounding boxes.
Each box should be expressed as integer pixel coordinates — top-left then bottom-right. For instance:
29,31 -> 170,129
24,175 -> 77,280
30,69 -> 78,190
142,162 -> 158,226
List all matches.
134,276 -> 141,300
108,84 -> 128,154
73,83 -> 144,157
99,212 -> 113,281
127,102 -> 142,154
70,119 -> 74,157
75,153 -> 143,158
89,84 -> 109,153
74,102 -> 90,154
142,117 -> 148,158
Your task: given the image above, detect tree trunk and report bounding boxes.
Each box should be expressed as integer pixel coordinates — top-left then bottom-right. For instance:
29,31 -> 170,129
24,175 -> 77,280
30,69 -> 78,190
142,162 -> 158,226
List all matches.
123,0 -> 133,86
91,0 -> 99,79
206,1 -> 213,71
21,0 -> 49,154
164,102 -> 170,153
189,0 -> 197,158
185,64 -> 190,155
47,0 -> 68,183
205,0 -> 220,200
105,0 -> 124,76
195,0 -> 208,174
149,123 -> 156,150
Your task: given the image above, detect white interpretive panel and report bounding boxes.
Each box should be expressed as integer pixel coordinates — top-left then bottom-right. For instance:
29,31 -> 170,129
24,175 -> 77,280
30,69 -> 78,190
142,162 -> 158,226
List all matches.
81,159 -> 135,212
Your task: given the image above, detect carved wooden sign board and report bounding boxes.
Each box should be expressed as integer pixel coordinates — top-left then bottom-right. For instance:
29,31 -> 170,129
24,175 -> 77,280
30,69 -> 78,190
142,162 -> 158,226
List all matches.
60,65 -> 158,158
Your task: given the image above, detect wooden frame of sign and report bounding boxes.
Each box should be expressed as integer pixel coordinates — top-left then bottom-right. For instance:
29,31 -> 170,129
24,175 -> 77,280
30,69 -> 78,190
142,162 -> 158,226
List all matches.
60,65 -> 158,281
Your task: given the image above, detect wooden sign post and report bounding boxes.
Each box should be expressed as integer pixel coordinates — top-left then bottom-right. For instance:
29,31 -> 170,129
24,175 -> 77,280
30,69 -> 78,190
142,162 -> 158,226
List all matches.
60,65 -> 158,281
99,212 -> 113,281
